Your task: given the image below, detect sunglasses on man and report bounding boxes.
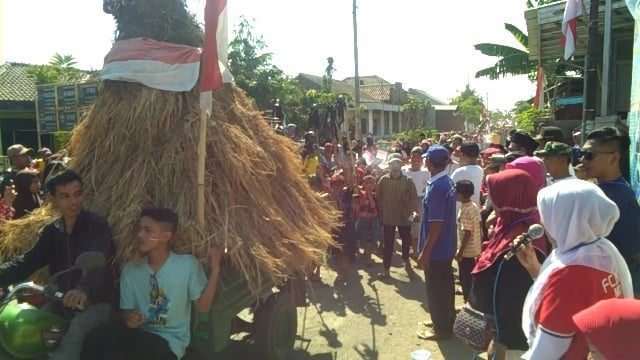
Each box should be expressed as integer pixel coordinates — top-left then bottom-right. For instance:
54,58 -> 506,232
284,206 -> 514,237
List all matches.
579,149 -> 617,161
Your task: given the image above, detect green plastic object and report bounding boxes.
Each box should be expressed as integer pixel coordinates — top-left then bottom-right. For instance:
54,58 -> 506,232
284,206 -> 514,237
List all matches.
0,300 -> 66,359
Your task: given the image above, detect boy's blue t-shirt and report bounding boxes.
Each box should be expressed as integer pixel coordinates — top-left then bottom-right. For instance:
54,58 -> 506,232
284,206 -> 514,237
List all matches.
120,252 -> 207,359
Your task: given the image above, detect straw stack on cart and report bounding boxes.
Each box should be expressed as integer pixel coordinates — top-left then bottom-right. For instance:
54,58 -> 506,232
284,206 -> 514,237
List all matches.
0,0 -> 338,295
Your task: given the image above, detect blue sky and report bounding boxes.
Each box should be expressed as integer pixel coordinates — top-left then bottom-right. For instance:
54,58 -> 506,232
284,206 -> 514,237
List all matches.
1,0 -> 536,110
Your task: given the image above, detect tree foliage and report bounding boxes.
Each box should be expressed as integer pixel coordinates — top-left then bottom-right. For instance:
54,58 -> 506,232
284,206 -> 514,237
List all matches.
513,101 -> 551,134
451,85 -> 485,126
402,96 -> 432,112
228,17 -> 304,114
474,23 -> 534,80
526,0 -> 558,9
27,53 -> 88,85
105,0 -> 202,47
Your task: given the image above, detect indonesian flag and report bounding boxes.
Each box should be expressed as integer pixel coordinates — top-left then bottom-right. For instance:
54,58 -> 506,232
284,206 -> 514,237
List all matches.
562,0 -> 583,60
199,0 -> 233,114
101,38 -> 201,92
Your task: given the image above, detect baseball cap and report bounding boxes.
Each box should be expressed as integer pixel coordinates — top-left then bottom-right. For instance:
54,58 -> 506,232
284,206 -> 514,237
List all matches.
422,145 -> 449,164
534,141 -> 572,158
7,144 -> 33,158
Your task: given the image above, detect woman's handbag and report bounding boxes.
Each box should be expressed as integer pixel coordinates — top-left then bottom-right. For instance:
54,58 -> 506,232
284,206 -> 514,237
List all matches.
453,303 -> 494,352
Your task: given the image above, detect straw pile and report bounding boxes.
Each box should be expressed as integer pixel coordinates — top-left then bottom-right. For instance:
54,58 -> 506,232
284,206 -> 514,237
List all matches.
0,81 -> 339,294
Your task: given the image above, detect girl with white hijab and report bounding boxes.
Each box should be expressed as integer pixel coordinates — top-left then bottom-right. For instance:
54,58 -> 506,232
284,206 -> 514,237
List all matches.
515,179 -> 633,359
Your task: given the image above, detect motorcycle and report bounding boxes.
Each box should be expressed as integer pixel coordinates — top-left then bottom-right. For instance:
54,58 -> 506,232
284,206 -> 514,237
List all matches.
0,252 -> 105,359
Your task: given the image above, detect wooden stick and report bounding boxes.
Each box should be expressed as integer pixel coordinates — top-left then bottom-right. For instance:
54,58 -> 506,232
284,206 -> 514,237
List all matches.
197,104 -> 208,230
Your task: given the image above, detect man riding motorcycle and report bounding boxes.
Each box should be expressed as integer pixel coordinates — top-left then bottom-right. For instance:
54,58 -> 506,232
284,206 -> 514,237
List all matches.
0,170 -> 115,360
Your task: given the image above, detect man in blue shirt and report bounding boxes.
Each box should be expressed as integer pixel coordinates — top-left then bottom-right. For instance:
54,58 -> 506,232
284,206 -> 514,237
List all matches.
83,208 -> 223,360
582,127 -> 640,297
417,145 -> 457,340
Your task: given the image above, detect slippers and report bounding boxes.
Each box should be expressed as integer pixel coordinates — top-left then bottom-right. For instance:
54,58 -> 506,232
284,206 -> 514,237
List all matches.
416,328 -> 451,341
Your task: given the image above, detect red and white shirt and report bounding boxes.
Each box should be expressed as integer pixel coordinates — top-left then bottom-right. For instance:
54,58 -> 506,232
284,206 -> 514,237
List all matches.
534,266 -> 623,359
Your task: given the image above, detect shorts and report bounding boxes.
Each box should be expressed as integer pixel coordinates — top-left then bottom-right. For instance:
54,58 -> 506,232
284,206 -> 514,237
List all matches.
355,217 -> 381,245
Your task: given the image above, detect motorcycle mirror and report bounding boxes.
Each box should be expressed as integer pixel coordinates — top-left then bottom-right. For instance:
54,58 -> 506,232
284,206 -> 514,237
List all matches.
47,252 -> 106,286
74,252 -> 106,273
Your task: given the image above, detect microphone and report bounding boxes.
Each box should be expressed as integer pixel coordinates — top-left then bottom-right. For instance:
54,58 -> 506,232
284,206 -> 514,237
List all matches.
504,224 -> 545,260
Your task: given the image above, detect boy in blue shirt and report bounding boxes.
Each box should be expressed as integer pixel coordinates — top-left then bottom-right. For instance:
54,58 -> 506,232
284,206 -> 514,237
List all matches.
82,208 -> 223,360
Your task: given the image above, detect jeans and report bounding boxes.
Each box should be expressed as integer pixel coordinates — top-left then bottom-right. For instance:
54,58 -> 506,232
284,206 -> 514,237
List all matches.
49,303 -> 111,360
82,322 -> 177,360
425,259 -> 455,335
382,225 -> 411,270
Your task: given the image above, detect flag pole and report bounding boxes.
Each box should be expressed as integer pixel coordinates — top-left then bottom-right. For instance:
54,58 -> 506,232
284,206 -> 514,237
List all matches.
353,0 -> 361,140
197,103 -> 208,229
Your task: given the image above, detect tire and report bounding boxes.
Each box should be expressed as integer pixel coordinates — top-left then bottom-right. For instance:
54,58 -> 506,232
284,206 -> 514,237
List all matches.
254,289 -> 298,360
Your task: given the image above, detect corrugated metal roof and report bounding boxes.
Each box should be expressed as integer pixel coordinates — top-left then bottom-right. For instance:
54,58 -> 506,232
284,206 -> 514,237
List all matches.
0,63 -> 36,102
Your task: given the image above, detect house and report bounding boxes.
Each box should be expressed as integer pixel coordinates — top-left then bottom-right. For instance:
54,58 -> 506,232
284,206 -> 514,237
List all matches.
525,0 -> 634,133
0,63 -> 41,155
296,73 -> 453,137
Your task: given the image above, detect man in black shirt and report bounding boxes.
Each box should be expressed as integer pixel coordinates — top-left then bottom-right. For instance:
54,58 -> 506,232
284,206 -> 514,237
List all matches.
0,170 -> 115,360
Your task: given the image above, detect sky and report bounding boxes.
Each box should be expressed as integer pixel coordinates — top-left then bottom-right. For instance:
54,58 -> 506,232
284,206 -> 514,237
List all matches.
0,0 -> 536,111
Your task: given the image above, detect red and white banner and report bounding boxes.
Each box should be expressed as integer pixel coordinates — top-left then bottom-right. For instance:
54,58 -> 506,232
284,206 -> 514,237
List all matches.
561,0 -> 583,60
200,0 -> 233,114
102,38 -> 201,92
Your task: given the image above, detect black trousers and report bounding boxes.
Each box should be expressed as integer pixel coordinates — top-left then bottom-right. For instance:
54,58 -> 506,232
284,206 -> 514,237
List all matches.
425,259 -> 455,336
382,225 -> 411,270
458,257 -> 476,302
81,322 -> 177,360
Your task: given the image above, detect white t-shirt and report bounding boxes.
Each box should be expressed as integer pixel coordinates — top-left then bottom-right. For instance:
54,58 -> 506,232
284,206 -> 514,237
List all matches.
452,164 -> 484,206
402,165 -> 430,197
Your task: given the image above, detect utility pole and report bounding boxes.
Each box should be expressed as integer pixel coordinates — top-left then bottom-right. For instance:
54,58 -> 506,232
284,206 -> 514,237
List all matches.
353,0 -> 362,140
581,0 -> 601,142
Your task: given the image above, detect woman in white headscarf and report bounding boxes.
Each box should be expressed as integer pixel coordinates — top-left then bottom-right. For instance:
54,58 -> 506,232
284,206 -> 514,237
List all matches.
515,179 -> 633,359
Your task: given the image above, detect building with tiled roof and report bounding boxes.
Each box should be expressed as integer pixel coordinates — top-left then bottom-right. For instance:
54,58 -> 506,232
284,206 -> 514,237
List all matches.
295,73 -> 457,136
0,63 -> 37,102
0,63 -> 38,155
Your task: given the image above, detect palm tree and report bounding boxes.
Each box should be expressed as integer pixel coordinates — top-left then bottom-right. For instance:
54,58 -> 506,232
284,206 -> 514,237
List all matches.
49,53 -> 78,68
474,23 -> 534,80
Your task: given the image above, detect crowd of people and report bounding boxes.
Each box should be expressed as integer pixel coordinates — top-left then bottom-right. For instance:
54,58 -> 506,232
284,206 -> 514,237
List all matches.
301,125 -> 640,359
0,144 -> 69,222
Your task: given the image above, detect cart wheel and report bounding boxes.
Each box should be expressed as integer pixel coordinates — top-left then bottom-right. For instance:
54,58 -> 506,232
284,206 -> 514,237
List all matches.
254,289 -> 298,360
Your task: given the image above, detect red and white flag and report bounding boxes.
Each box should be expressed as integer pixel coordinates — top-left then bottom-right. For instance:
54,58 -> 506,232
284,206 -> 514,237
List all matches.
102,38 -> 201,92
199,0 -> 233,114
562,0 -> 583,60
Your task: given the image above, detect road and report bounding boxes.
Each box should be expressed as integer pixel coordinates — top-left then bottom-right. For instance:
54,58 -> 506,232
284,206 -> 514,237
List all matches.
291,252 -> 484,360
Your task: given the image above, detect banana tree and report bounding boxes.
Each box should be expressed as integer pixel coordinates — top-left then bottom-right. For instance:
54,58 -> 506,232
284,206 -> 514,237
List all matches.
474,23 -> 535,80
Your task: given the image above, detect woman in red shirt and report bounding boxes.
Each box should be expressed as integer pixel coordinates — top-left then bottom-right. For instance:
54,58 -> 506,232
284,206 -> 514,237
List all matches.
517,179 -> 634,359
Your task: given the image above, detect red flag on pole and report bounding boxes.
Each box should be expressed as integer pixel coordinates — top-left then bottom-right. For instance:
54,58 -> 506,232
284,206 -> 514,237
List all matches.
200,0 -> 233,113
562,0 -> 583,60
